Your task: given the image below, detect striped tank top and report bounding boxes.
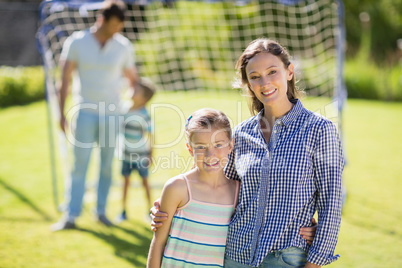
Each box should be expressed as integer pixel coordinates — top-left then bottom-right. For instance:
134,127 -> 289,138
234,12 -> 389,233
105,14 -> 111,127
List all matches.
161,175 -> 239,267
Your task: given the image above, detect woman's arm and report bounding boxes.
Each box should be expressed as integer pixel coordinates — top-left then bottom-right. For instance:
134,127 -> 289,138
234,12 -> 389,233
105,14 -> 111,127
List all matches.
307,120 -> 344,266
147,177 -> 187,268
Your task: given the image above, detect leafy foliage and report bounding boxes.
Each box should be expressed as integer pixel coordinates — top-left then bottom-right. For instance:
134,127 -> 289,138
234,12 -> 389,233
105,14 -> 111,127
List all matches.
343,0 -> 402,63
0,66 -> 45,108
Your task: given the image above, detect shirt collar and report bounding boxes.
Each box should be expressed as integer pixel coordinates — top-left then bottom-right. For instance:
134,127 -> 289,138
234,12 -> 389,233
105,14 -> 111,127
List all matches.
255,99 -> 304,127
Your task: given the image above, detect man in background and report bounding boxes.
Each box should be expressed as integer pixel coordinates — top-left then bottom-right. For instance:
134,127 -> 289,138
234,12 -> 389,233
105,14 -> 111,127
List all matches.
52,0 -> 139,231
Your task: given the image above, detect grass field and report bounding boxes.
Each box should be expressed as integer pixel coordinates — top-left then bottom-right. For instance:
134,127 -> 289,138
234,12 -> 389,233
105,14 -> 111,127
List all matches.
0,90 -> 401,267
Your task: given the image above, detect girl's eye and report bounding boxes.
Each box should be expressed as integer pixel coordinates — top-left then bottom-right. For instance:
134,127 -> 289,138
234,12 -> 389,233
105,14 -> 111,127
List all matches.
250,76 -> 259,80
268,70 -> 277,75
216,143 -> 228,149
195,146 -> 206,150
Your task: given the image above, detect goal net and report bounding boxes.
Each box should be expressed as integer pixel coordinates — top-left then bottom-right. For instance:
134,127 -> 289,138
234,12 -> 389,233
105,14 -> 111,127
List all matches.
37,0 -> 346,94
36,0 -> 346,208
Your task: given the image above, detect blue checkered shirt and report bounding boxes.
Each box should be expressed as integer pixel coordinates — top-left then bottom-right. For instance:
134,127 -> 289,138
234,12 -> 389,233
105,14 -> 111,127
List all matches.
224,99 -> 344,267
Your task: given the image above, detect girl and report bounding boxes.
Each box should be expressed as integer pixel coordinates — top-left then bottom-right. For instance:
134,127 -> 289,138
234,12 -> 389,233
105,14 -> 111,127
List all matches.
147,108 -> 239,268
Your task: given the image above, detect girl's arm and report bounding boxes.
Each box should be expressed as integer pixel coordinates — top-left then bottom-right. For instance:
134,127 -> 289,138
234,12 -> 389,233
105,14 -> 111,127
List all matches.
147,176 -> 187,268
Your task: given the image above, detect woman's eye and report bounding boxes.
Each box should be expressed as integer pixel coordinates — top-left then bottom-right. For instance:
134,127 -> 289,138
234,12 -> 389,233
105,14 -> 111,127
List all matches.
250,75 -> 259,80
268,70 -> 277,75
195,146 -> 206,150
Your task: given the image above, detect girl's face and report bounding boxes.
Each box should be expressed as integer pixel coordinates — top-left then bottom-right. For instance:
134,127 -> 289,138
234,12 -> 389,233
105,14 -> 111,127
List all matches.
245,52 -> 294,108
188,128 -> 233,173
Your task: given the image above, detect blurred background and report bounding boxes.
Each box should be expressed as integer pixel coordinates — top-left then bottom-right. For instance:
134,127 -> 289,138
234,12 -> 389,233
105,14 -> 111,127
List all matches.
1,0 -> 401,103
0,0 -> 401,267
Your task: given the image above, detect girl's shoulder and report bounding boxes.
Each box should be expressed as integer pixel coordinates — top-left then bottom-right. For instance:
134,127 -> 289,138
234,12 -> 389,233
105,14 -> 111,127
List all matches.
161,175 -> 189,208
163,174 -> 187,192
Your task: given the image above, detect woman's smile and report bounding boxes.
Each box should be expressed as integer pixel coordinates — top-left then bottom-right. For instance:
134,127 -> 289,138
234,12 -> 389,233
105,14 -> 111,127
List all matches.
261,88 -> 277,96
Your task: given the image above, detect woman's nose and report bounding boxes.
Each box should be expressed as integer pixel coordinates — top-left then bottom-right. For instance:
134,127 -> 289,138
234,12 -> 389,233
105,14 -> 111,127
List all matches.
261,76 -> 270,87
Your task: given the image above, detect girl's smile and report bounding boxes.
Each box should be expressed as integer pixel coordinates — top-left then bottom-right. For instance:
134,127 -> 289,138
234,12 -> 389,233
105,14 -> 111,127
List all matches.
204,160 -> 219,166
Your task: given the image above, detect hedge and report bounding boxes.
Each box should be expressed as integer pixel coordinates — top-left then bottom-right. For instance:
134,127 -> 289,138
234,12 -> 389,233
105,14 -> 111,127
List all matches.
1,58 -> 401,109
0,66 -> 45,108
345,58 -> 402,102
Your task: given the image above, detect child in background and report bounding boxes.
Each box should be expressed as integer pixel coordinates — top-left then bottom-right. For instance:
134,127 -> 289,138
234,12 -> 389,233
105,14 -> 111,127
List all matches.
147,108 -> 239,268
117,78 -> 155,223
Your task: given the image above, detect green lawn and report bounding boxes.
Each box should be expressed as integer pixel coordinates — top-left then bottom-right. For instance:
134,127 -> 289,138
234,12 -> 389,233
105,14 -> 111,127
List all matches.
0,91 -> 401,267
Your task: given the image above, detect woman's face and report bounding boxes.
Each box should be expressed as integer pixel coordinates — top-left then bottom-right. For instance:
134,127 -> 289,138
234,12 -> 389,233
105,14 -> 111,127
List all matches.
245,52 -> 293,108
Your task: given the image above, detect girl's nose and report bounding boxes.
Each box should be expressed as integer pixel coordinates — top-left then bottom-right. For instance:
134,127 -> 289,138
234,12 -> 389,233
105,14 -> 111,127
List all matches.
205,148 -> 215,157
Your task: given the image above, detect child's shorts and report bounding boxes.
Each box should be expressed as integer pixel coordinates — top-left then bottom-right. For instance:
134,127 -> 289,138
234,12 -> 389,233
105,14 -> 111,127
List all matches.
121,161 -> 149,179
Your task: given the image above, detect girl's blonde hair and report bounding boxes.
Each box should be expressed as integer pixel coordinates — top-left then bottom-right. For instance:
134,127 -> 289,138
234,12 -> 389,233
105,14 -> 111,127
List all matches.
185,108 -> 232,143
234,38 -> 304,115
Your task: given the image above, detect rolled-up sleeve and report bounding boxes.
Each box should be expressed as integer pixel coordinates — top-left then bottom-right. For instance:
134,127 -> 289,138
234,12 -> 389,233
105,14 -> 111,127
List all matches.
308,120 -> 344,266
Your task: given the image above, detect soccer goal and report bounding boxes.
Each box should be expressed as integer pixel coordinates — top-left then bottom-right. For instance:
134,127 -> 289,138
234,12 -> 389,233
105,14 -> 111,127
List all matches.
36,0 -> 347,210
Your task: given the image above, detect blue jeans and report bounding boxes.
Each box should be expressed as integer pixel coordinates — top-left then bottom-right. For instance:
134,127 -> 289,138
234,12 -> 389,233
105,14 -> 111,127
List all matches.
67,110 -> 118,218
224,247 -> 307,268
